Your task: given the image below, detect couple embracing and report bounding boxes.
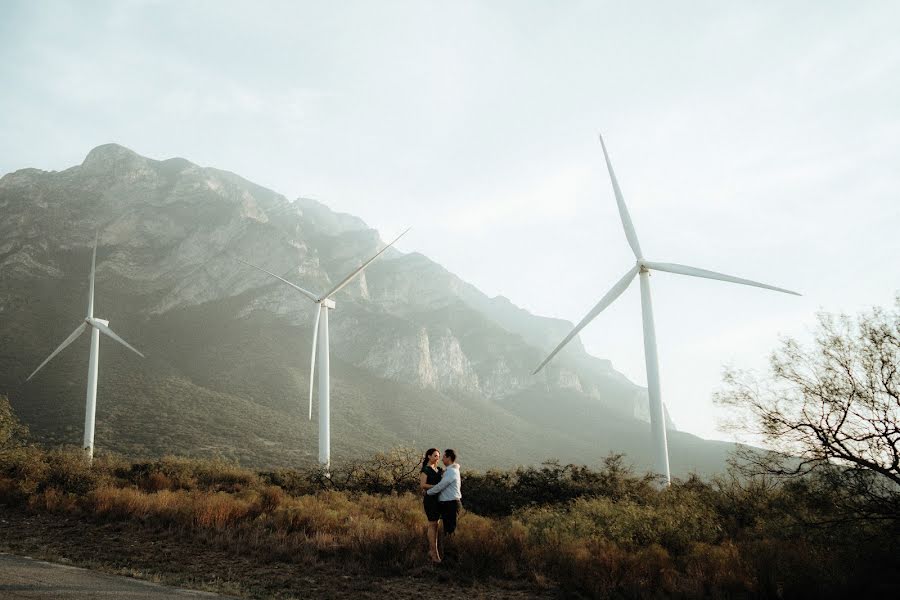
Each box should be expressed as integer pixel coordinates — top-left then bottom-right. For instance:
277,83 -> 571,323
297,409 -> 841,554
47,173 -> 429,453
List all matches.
419,448 -> 461,564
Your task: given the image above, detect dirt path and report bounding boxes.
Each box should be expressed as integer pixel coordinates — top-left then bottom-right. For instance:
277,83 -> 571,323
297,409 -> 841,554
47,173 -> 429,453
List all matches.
0,554 -> 239,598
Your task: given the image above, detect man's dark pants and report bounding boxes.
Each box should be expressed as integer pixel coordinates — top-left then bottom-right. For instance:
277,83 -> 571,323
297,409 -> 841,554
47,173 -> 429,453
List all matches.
439,499 -> 461,534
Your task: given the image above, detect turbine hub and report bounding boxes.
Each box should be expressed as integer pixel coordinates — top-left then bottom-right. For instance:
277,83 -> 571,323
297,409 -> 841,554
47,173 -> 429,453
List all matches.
637,260 -> 650,274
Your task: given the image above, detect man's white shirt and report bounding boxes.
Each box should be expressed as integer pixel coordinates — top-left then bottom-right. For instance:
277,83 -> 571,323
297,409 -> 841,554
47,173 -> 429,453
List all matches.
426,463 -> 461,501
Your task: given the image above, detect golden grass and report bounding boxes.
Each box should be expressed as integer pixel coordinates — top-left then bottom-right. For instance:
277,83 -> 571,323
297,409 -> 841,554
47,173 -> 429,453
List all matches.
2,447 -> 895,599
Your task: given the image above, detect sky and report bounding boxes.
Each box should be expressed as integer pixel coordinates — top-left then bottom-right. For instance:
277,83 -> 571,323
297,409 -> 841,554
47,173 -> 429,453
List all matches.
2,0 -> 899,442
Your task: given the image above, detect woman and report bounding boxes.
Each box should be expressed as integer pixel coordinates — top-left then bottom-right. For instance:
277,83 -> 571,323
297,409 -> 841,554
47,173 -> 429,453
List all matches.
419,447 -> 443,563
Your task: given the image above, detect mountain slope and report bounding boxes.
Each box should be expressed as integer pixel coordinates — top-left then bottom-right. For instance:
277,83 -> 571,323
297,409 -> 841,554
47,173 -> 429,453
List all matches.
0,144 -> 733,473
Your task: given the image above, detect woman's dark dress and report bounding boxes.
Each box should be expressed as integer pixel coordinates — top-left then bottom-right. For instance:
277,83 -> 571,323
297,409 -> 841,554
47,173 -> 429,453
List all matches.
421,464 -> 444,522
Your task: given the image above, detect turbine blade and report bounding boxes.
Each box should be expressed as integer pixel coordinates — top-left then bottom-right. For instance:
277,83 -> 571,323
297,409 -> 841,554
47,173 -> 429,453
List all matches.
533,265 -> 639,374
235,258 -> 319,302
598,134 -> 643,259
308,305 -> 322,421
644,261 -> 801,296
90,319 -> 145,357
321,228 -> 410,300
26,323 -> 87,381
87,231 -> 98,318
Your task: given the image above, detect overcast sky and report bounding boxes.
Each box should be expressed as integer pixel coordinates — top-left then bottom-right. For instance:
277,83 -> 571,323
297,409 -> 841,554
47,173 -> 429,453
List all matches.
2,0 -> 898,442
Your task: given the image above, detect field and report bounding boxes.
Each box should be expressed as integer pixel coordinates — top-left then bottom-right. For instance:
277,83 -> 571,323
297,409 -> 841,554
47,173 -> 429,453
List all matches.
1,443 -> 898,599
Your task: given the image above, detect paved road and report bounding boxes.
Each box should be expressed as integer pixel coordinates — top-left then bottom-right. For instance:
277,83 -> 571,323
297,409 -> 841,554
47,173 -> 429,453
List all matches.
0,554 -> 240,599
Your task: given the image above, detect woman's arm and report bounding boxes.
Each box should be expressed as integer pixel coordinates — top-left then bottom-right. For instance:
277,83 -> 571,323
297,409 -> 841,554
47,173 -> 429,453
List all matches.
426,468 -> 455,496
419,472 -> 432,492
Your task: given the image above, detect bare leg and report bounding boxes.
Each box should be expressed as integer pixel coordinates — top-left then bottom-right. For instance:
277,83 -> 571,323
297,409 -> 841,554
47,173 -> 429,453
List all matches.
426,522 -> 436,560
428,522 -> 441,562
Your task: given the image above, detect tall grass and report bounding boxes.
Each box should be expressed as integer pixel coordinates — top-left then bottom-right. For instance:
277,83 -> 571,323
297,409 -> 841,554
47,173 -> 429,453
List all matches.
1,446 -> 897,598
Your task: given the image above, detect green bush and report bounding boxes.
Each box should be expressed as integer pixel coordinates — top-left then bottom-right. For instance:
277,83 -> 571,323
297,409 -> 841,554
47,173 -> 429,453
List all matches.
464,454 -> 657,516
521,494 -> 717,555
0,446 -> 109,502
0,394 -> 29,450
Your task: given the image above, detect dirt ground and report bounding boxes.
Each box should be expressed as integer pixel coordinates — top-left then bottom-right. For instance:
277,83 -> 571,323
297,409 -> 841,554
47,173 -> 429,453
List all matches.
0,510 -> 555,599
0,553 -> 242,598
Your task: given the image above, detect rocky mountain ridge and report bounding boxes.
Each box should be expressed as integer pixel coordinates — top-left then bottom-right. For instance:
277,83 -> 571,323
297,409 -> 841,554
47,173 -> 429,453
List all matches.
0,144 -> 728,472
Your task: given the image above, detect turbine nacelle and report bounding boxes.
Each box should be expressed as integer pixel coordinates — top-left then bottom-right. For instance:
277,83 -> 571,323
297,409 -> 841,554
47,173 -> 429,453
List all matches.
317,298 -> 336,310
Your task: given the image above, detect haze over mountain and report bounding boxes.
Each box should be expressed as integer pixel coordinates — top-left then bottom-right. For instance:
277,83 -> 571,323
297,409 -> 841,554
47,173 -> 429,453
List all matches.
0,144 -> 735,473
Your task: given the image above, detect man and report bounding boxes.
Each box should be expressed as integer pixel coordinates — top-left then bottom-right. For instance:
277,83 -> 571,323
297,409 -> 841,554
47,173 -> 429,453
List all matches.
426,448 -> 462,535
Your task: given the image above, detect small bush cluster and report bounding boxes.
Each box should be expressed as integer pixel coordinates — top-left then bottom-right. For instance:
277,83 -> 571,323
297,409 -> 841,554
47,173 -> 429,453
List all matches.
0,394 -> 29,449
464,454 -> 658,516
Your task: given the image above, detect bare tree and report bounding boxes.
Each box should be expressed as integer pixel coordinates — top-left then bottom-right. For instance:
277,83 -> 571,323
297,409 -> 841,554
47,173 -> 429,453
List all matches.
309,446 -> 423,494
716,297 -> 900,519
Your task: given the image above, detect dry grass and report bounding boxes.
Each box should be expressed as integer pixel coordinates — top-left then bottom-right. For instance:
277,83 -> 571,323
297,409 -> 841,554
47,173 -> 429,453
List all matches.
1,446 -> 898,599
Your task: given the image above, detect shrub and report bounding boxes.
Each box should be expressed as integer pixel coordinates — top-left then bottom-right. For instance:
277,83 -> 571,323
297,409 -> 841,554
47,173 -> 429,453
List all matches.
464,454 -> 657,516
310,446 -> 422,495
0,394 -> 28,450
260,467 -> 318,496
119,456 -> 259,493
0,446 -> 108,503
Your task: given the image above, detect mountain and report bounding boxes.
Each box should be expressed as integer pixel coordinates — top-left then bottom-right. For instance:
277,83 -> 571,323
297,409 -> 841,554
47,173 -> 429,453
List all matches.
0,144 -> 735,473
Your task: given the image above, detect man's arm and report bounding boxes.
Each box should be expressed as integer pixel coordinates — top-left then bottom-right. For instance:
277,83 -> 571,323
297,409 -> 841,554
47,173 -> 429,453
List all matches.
426,468 -> 456,495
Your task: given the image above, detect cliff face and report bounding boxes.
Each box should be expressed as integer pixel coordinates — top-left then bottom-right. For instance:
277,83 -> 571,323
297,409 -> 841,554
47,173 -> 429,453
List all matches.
0,144 -> 715,472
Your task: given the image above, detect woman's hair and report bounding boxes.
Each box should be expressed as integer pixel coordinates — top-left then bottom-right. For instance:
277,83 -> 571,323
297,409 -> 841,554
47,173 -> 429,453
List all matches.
423,448 -> 439,468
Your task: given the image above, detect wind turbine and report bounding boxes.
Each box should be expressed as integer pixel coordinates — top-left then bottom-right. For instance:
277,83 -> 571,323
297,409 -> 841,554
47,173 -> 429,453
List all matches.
237,229 -> 409,469
533,135 -> 800,486
26,233 -> 145,462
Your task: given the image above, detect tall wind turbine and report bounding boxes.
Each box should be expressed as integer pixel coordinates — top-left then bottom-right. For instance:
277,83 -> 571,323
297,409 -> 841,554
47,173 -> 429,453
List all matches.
237,229 -> 409,469
26,233 -> 145,462
533,135 -> 800,486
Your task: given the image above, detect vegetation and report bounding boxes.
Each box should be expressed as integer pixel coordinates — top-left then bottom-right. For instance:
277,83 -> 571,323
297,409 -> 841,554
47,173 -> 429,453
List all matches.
1,300 -> 898,598
717,297 -> 900,524
0,442 -> 897,596
0,393 -> 29,450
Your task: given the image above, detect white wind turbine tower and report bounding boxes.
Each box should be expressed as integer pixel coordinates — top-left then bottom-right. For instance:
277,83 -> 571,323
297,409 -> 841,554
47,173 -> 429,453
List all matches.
237,229 -> 409,469
26,233 -> 145,462
534,135 -> 800,486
